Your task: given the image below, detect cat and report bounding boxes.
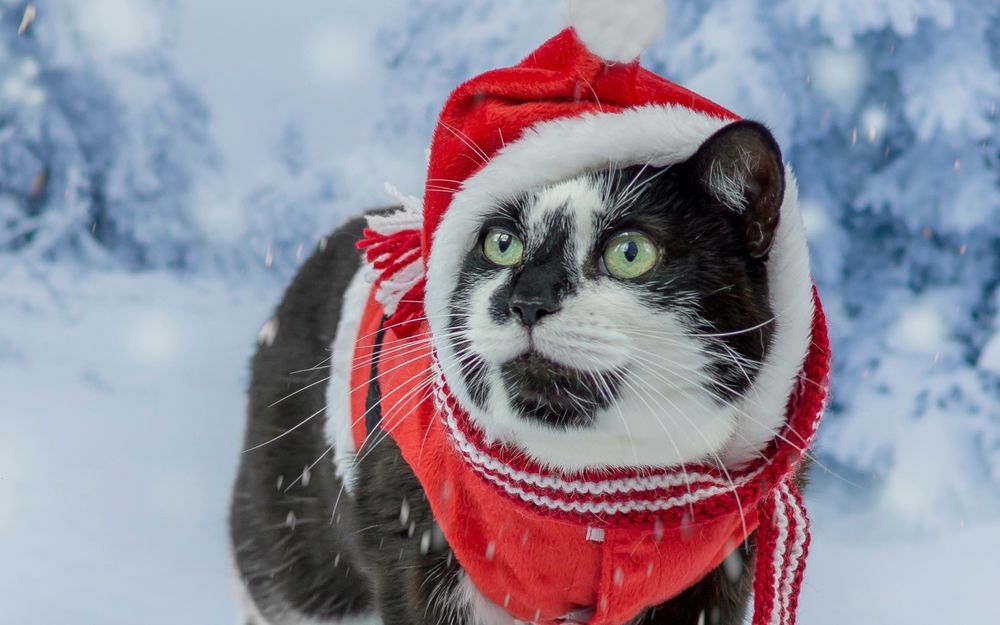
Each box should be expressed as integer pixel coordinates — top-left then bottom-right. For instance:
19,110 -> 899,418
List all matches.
229,120 -> 814,625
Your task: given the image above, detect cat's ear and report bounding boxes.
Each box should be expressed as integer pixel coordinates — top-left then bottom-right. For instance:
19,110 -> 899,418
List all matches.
688,121 -> 785,259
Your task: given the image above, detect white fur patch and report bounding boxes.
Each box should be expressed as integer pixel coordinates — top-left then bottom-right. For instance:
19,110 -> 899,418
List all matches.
527,178 -> 605,266
466,272 -> 529,367
449,573 -> 516,625
425,105 -> 814,472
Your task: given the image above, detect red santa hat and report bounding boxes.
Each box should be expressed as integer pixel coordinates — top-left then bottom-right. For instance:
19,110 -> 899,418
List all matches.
363,0 -> 742,317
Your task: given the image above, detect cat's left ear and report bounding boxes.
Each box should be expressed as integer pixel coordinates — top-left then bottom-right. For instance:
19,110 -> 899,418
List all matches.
688,121 -> 785,259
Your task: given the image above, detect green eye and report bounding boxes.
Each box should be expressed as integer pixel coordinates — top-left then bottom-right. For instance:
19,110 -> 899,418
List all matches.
602,231 -> 659,279
482,228 -> 524,266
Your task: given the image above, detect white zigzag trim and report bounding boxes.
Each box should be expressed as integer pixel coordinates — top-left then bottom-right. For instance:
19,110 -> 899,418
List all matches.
778,483 -> 807,624
767,485 -> 791,625
432,358 -> 766,505
467,460 -> 760,514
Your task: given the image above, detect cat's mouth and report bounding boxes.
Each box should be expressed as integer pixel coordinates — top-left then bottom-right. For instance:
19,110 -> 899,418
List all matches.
499,352 -> 617,429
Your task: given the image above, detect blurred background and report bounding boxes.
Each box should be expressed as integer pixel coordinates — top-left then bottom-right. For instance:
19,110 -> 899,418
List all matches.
1,0 -> 998,623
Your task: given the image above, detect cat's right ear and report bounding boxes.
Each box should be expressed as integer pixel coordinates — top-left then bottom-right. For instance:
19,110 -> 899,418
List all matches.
688,121 -> 785,259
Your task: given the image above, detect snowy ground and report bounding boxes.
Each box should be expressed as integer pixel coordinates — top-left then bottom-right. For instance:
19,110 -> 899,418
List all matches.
0,263 -> 271,624
1,264 -> 996,624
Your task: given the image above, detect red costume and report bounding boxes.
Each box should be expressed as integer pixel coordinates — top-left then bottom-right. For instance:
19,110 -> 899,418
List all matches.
349,3 -> 831,624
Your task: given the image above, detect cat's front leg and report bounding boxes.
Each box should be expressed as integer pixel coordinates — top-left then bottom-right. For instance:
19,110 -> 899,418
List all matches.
369,553 -> 466,625
634,539 -> 755,625
354,436 -> 485,625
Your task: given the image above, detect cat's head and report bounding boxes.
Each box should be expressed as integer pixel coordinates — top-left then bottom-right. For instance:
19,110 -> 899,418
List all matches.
425,120 -> 813,472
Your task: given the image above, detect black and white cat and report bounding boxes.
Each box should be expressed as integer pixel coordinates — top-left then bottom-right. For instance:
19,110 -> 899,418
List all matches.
229,120 -> 814,625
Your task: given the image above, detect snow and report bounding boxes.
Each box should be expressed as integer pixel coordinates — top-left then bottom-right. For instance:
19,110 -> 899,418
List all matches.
0,264 -> 273,624
889,302 -> 948,354
76,0 -> 163,58
810,46 -> 868,107
979,333 -> 1000,375
860,106 -> 889,143
168,0 -> 402,188
782,0 -> 955,46
801,490 -> 1000,625
2,0 -> 999,622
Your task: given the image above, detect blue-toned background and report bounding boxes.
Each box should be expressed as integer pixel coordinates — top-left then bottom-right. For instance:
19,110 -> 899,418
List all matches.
1,1 -> 998,622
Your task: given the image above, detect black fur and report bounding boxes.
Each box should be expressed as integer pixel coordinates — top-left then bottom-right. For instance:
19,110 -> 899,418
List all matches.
589,157 -> 776,403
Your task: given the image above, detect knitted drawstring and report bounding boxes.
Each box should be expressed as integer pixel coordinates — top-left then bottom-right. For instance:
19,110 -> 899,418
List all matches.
751,480 -> 811,625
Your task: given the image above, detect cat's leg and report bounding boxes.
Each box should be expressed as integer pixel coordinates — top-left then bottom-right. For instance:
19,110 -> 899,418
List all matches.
354,435 -> 510,625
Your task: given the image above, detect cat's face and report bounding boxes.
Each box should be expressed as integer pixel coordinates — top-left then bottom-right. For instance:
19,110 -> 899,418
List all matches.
430,122 -> 789,470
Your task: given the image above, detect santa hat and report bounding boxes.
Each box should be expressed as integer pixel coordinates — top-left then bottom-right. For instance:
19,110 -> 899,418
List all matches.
361,0 -> 777,328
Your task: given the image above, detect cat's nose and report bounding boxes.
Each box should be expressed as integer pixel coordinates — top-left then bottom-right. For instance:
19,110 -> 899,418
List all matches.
510,297 -> 561,327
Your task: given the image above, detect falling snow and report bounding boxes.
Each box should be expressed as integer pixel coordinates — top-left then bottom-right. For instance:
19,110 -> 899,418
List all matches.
2,1 -> 999,624
399,497 -> 410,526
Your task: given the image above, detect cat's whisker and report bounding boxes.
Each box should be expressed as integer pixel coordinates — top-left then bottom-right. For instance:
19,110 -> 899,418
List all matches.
353,378 -> 440,469
341,315 -> 432,347
289,368 -> 444,495
616,357 -> 749,534
346,329 -> 470,372
604,368 -> 700,517
288,352 -> 334,375
625,348 -> 852,485
439,121 -> 490,165
242,403 -> 328,453
619,316 -> 777,339
266,374 -> 332,408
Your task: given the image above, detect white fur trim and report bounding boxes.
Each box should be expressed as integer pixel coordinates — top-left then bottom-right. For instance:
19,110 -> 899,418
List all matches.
425,104 -> 814,471
325,265 -> 370,492
723,171 -> 814,467
568,0 -> 666,63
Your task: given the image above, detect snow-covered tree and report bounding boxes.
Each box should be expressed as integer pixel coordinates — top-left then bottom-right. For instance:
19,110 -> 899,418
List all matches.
0,0 -> 219,268
0,0 -> 351,275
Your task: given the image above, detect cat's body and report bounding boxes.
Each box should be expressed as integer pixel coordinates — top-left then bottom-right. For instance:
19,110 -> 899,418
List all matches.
230,217 -> 754,625
231,121 -> 816,625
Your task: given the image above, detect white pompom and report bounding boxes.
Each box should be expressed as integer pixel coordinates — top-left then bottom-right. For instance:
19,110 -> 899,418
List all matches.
568,0 -> 667,63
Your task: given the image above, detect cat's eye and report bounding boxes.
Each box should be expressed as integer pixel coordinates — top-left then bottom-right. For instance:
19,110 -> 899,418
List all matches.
602,231 -> 659,280
482,228 -> 524,266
